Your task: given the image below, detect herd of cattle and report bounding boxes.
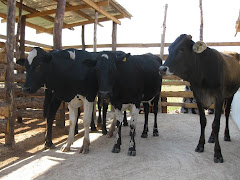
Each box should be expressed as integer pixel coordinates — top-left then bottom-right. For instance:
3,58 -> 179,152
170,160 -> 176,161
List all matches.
16,34 -> 240,163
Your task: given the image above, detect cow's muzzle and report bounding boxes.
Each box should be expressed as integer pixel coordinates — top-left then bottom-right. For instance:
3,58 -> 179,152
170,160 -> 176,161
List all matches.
99,91 -> 110,100
159,66 -> 172,76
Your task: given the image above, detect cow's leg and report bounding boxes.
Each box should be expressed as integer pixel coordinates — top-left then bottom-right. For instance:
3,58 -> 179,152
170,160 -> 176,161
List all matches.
224,96 -> 233,141
107,115 -> 116,138
74,108 -> 81,135
97,100 -> 102,130
112,108 -> 123,153
79,99 -> 94,154
141,103 -> 149,138
91,101 -> 97,131
153,95 -> 159,137
101,102 -> 108,135
212,99 -> 224,163
195,101 -> 207,153
123,111 -> 128,126
128,104 -> 139,156
44,91 -> 61,149
61,104 -> 78,152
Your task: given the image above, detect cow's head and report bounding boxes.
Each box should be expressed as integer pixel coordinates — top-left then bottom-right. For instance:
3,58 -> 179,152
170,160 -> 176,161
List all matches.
16,47 -> 52,93
159,34 -> 207,80
83,51 -> 128,103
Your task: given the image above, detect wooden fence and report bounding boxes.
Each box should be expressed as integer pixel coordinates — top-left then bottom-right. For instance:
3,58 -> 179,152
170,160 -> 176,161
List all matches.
0,37 -> 239,133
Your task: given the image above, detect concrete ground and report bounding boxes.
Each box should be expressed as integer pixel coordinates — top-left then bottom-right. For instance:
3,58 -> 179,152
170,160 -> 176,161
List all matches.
0,113 -> 240,180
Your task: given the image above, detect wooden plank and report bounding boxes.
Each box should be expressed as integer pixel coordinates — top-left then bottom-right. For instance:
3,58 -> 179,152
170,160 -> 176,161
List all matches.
161,91 -> 194,98
163,75 -> 182,80
15,97 -> 44,109
109,0 -> 131,19
0,119 -> 7,133
82,25 -> 86,50
161,102 -> 214,109
82,0 -> 121,25
162,81 -> 190,86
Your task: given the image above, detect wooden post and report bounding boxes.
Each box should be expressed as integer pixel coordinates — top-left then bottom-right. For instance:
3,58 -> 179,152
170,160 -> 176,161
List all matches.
112,22 -> 117,51
5,0 -> 16,147
53,0 -> 66,50
93,11 -> 98,52
82,25 -> 85,51
19,16 -> 26,59
160,4 -> 168,113
199,0 -> 203,41
17,15 -> 26,123
53,0 -> 66,127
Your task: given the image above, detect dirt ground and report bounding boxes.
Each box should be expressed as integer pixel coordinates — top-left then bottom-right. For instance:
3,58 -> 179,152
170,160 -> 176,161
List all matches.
0,113 -> 240,180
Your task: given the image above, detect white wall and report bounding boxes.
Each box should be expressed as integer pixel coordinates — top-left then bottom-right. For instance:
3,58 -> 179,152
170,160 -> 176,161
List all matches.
231,89 -> 240,129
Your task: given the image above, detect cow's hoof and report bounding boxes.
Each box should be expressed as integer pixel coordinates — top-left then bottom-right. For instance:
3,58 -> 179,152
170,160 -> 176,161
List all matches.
102,129 -> 108,135
128,148 -> 136,156
195,145 -> 204,153
141,132 -> 148,138
214,156 -> 224,163
153,131 -> 159,137
123,121 -> 128,126
44,143 -> 55,150
91,126 -> 97,132
60,145 -> 70,152
106,132 -> 113,138
224,136 -> 231,142
112,144 -> 120,153
79,146 -> 89,154
208,136 -> 214,143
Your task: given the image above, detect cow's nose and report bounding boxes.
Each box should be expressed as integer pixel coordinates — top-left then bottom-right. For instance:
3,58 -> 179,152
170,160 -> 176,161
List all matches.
99,91 -> 110,99
159,66 -> 167,75
22,86 -> 31,93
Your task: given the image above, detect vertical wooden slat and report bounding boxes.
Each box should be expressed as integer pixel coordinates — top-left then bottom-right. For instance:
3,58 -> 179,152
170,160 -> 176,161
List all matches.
5,0 -> 16,147
160,4 -> 168,113
93,11 -> 98,52
82,25 -> 85,51
19,15 -> 26,59
112,22 -> 117,51
53,0 -> 66,127
199,0 -> 203,41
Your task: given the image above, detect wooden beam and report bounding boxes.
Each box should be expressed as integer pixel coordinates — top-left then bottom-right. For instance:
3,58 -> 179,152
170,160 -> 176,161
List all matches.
82,0 -> 121,25
109,0 -> 131,19
24,1 -> 109,18
5,0 -> 16,147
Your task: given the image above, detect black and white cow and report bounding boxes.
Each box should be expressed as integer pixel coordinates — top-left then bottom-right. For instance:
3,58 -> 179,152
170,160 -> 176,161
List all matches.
86,52 -> 162,156
159,34 -> 240,163
17,47 -> 98,153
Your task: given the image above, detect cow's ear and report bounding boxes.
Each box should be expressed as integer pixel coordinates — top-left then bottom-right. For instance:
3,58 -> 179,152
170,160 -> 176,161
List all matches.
116,53 -> 130,62
43,54 -> 53,63
16,58 -> 26,66
192,41 -> 207,53
82,58 -> 97,67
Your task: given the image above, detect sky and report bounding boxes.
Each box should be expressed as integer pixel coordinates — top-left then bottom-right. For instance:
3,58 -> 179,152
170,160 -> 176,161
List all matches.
0,0 -> 240,55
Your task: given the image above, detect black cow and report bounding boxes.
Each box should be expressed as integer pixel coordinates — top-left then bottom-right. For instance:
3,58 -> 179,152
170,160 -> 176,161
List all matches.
159,34 -> 240,163
86,52 -> 162,156
17,47 -> 98,153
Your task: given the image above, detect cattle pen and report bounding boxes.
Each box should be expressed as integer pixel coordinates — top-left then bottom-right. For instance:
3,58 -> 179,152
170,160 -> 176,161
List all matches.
0,0 -> 240,179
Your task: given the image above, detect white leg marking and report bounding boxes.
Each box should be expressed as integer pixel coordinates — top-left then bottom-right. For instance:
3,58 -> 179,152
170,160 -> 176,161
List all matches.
79,98 -> 93,153
61,102 -> 79,152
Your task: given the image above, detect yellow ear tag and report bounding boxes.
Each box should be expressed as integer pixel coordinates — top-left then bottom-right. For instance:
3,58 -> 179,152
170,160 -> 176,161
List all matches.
122,57 -> 127,62
197,45 -> 202,52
